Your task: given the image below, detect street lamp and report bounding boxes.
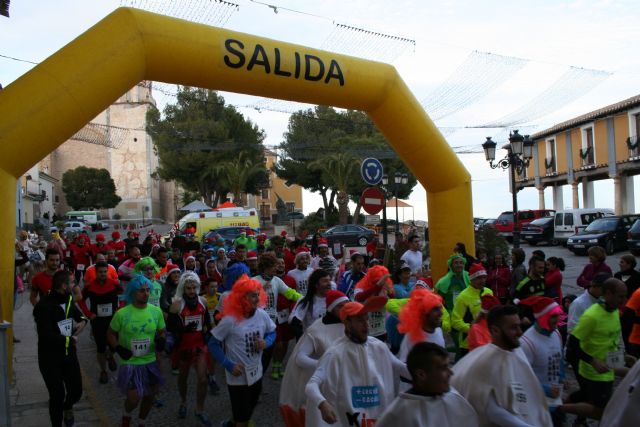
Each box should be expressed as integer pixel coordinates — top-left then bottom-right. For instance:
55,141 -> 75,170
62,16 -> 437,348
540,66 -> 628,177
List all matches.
482,130 -> 534,248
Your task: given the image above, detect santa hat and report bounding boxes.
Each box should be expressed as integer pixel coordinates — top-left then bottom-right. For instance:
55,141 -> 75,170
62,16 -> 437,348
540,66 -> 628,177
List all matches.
519,296 -> 560,319
166,264 -> 181,276
325,290 -> 349,313
339,296 -> 388,322
184,255 -> 196,263
111,231 -> 121,240
256,233 -> 267,241
480,294 -> 501,313
247,251 -> 258,260
95,233 -> 106,242
247,229 -> 255,236
318,238 -> 329,248
414,278 -> 433,289
469,263 -> 487,280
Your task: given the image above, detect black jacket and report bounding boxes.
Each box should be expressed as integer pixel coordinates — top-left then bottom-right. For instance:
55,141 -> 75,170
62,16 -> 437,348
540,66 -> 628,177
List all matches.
33,291 -> 85,359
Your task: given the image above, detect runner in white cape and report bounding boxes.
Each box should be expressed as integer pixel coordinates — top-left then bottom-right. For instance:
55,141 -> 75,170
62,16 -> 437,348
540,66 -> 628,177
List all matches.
599,359 -> 640,427
279,290 -> 349,427
451,305 -> 552,427
305,297 -> 407,427
377,342 -> 478,427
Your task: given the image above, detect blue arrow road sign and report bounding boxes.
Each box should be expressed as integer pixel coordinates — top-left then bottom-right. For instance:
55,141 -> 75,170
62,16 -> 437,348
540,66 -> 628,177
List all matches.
361,158 -> 383,185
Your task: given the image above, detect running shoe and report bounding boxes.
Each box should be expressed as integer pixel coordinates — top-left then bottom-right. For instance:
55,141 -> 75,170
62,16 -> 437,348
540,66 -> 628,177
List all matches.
178,404 -> 187,419
208,377 -> 220,395
63,409 -> 74,427
99,371 -> 108,384
195,412 -> 212,427
107,356 -> 117,371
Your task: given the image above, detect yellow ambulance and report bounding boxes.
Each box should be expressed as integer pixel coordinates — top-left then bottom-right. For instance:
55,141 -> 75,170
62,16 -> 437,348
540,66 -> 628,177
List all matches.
176,207 -> 260,241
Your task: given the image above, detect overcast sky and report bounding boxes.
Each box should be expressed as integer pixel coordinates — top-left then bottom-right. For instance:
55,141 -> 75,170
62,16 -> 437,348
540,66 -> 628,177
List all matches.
3,0 -> 640,221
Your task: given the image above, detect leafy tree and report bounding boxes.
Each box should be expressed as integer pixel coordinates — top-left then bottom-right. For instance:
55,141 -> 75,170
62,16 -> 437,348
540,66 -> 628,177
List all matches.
61,166 -> 122,210
274,106 -> 417,224
215,152 -> 269,204
309,152 -> 358,224
147,87 -> 266,207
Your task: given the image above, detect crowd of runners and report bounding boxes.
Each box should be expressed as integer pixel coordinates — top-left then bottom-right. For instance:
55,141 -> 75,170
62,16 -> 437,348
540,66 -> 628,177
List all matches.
16,226 -> 640,426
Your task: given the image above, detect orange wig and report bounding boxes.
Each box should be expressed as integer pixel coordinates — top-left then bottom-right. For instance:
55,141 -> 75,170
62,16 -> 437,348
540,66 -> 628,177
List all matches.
355,265 -> 394,296
397,289 -> 443,343
221,274 -> 267,321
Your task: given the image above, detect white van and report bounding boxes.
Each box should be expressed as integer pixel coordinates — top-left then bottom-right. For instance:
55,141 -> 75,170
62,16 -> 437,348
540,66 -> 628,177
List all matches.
554,208 -> 615,243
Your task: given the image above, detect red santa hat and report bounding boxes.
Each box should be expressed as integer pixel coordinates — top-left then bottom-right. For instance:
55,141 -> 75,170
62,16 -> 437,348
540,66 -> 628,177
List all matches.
280,230 -> 288,237
111,231 -> 121,240
480,294 -> 501,313
317,238 -> 329,248
184,255 -> 196,263
325,290 -> 349,313
95,233 -> 106,242
519,296 -> 560,319
257,233 -> 267,241
166,264 -> 181,276
468,263 -> 487,280
247,229 -> 255,236
294,251 -> 311,262
247,251 -> 258,260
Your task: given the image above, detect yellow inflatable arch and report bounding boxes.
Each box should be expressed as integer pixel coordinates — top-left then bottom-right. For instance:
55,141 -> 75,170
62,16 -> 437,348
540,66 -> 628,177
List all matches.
0,7 -> 473,337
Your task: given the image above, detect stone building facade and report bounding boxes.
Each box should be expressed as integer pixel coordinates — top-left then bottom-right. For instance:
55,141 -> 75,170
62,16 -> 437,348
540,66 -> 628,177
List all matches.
39,83 -> 179,224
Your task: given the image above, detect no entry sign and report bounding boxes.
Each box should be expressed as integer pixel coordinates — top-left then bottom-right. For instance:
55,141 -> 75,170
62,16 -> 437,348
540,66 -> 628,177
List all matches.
360,187 -> 385,215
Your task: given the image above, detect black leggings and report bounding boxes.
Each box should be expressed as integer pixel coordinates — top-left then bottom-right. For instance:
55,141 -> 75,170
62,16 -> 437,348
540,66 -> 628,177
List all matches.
90,317 -> 112,353
38,353 -> 83,427
227,379 -> 262,423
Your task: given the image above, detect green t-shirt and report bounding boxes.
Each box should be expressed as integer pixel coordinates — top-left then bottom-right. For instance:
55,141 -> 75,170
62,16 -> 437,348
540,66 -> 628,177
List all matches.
571,303 -> 621,381
110,304 -> 165,365
148,280 -> 162,308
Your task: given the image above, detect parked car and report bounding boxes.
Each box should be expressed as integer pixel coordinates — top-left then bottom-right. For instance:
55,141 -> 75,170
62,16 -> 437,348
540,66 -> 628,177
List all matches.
521,217 -> 556,246
203,226 -> 260,243
481,218 -> 496,229
473,217 -> 489,231
63,220 -> 92,234
567,214 -> 640,255
627,219 -> 640,256
321,224 -> 375,247
495,209 -> 555,241
553,208 -> 614,244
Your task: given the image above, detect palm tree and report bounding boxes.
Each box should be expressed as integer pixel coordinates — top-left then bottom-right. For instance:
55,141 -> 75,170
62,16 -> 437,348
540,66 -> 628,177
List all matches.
215,152 -> 267,205
310,153 -> 358,224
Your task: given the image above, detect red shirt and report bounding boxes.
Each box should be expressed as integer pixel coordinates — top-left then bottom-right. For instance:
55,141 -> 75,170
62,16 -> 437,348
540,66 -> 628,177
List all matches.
544,268 -> 564,304
69,243 -> 92,270
32,271 -> 55,298
178,298 -> 208,350
283,249 -> 296,273
108,240 -> 127,263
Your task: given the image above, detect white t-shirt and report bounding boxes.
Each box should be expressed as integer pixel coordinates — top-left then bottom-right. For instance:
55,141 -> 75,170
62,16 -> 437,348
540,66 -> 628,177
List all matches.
211,308 -> 276,386
397,328 -> 445,362
287,268 -> 313,297
290,296 -> 326,331
400,250 -> 423,275
520,327 -> 563,391
252,275 -> 296,321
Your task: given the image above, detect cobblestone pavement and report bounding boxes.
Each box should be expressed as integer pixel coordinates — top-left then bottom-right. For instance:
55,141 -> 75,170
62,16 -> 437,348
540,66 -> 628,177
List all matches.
10,241 -> 621,426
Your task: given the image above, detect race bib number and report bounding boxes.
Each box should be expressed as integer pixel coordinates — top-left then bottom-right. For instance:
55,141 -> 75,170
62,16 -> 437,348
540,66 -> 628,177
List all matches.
184,315 -> 203,331
149,297 -> 160,307
76,264 -> 85,271
351,386 -> 380,408
96,303 -> 113,317
131,338 -> 151,357
607,350 -> 625,369
277,309 -> 290,324
368,311 -> 385,337
57,318 -> 73,337
510,382 -> 528,416
245,363 -> 261,386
